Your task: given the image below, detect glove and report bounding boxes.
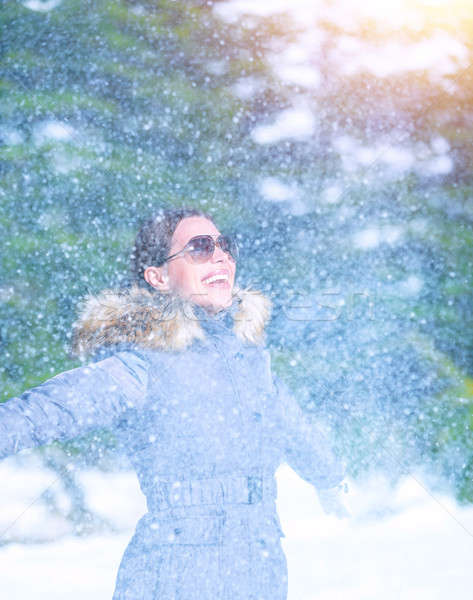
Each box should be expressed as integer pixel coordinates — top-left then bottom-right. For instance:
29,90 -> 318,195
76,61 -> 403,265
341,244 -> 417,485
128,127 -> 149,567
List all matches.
317,480 -> 351,519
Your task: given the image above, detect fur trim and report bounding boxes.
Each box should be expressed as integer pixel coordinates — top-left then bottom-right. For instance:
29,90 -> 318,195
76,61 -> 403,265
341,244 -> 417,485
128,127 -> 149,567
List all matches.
71,285 -> 272,356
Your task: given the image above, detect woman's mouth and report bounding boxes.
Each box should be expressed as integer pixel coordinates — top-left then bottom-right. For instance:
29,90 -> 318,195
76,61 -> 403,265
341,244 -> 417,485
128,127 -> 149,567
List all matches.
201,271 -> 230,288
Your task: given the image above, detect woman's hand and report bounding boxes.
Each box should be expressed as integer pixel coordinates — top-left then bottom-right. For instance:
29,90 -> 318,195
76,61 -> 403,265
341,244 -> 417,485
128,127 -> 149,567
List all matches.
317,481 -> 351,519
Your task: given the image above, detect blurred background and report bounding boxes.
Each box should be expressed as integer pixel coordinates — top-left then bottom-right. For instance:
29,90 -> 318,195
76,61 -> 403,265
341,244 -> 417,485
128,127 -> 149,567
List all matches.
0,0 -> 472,597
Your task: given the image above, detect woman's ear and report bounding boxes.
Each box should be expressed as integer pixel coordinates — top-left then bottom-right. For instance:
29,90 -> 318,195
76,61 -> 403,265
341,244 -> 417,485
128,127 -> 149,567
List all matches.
144,265 -> 170,292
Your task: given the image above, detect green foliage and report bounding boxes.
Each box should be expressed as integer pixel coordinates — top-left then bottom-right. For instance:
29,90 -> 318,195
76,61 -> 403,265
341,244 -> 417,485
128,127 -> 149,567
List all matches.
0,0 -> 472,503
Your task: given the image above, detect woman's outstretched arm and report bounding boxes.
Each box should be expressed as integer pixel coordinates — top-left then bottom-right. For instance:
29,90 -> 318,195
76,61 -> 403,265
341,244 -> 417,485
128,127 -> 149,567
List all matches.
0,350 -> 148,460
270,374 -> 346,490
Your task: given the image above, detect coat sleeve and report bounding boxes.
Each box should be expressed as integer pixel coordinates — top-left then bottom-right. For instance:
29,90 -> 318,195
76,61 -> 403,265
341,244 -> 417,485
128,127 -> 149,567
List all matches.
270,374 -> 345,490
0,350 -> 149,460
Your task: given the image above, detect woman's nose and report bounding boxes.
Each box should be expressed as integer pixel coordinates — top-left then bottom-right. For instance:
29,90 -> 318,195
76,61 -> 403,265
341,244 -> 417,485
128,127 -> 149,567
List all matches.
211,244 -> 227,262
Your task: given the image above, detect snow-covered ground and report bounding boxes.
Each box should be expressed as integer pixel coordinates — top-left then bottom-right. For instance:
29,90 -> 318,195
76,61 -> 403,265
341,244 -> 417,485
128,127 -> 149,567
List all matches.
1,456 -> 472,599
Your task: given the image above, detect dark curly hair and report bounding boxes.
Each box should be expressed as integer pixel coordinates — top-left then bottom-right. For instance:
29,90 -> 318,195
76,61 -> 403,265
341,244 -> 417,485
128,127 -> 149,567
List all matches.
130,207 -> 214,288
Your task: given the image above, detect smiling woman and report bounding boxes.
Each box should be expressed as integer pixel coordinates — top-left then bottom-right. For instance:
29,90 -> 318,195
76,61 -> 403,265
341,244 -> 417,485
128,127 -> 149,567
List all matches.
0,206 -> 347,600
140,213 -> 237,314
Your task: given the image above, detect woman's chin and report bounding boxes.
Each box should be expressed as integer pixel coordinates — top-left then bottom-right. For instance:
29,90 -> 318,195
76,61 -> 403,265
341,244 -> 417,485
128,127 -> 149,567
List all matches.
198,288 -> 233,313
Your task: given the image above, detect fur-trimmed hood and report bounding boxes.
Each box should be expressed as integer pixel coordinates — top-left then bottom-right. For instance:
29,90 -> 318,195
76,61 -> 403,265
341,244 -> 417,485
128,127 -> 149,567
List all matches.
71,285 -> 272,356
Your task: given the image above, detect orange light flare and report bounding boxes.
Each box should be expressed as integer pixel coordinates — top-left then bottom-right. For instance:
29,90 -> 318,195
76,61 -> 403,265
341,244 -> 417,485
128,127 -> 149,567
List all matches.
342,0 -> 473,38
216,0 -> 473,39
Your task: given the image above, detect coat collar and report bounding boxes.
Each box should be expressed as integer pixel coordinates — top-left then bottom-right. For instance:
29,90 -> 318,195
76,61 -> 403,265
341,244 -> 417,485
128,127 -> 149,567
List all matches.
71,284 -> 272,357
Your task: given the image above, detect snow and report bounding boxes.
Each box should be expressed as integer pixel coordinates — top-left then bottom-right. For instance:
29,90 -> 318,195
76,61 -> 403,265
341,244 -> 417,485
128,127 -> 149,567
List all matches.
22,0 -> 63,11
3,0 -> 472,596
321,185 -> 343,205
251,106 -> 316,144
33,121 -> 76,146
276,64 -> 321,89
0,127 -> 24,146
259,178 -> 298,202
431,136 -> 450,155
1,459 -> 472,599
333,134 -> 417,175
331,132 -> 455,179
216,0 -> 464,184
269,42 -> 323,89
397,275 -> 424,297
232,77 -> 262,100
216,0 -> 466,36
214,0 -> 319,21
0,455 -> 146,543
353,225 -> 405,250
258,178 -> 310,215
423,155 -> 454,176
338,33 -> 468,78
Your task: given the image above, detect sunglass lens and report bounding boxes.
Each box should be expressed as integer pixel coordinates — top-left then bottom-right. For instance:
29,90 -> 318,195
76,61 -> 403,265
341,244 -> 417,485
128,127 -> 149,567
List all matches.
219,236 -> 238,260
187,235 -> 238,262
188,236 -> 214,262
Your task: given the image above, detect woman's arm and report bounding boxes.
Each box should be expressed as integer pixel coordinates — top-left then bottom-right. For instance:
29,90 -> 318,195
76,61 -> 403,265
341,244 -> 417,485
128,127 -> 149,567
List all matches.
0,350 -> 148,460
270,374 -> 346,490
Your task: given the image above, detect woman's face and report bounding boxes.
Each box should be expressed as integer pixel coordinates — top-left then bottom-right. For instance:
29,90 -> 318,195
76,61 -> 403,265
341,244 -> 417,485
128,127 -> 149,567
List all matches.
165,216 -> 236,313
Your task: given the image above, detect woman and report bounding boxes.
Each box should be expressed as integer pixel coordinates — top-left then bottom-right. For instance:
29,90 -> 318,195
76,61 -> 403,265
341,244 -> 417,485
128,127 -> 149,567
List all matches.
0,207 -> 346,599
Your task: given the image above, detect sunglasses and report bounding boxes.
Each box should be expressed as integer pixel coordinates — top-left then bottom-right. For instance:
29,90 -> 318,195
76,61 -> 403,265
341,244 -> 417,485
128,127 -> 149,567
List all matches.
162,234 -> 239,264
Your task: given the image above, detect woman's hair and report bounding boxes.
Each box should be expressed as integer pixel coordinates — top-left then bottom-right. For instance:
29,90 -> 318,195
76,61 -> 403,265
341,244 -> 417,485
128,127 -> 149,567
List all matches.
130,206 -> 214,288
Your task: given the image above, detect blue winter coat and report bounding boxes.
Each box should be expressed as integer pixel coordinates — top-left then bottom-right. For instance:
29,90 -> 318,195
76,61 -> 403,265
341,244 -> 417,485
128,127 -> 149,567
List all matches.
0,285 -> 345,599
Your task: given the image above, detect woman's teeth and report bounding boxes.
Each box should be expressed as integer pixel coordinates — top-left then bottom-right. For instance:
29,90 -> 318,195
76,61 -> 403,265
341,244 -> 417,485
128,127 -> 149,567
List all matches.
203,274 -> 229,285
